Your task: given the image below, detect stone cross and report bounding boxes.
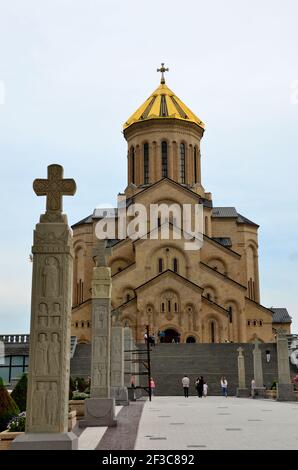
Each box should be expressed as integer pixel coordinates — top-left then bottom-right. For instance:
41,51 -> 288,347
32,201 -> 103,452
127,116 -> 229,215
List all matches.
252,337 -> 264,388
237,347 -> 246,389
33,164 -> 76,223
92,239 -> 112,267
12,165 -> 78,450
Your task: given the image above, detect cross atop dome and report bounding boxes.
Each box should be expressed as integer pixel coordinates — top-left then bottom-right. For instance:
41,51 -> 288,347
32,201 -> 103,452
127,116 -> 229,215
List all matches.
157,62 -> 169,84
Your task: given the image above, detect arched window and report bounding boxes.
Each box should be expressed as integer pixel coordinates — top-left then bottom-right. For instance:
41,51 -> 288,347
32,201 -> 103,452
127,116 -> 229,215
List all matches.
180,143 -> 186,183
87,321 -> 90,328
143,143 -> 149,184
174,302 -> 178,312
228,306 -> 233,323
126,293 -> 131,302
168,300 -> 171,312
206,293 -> 211,301
158,258 -> 163,273
81,321 -> 85,328
131,147 -> 135,184
75,322 -> 78,328
161,302 -> 165,312
161,141 -> 168,177
194,146 -> 198,183
247,320 -> 251,326
211,321 -> 215,343
173,257 -> 178,273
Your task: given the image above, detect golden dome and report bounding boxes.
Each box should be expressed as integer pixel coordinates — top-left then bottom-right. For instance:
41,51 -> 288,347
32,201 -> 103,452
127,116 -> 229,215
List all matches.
123,81 -> 205,131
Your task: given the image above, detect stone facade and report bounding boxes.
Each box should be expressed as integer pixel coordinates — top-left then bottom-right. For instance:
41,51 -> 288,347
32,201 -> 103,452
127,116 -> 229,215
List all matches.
70,79 -> 291,345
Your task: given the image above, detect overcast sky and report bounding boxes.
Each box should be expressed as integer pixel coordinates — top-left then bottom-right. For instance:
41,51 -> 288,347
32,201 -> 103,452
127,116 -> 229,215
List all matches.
0,0 -> 297,334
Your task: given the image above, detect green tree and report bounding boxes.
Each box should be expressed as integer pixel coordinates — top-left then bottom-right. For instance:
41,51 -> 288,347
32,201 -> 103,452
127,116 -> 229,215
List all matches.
0,377 -> 20,432
11,373 -> 27,412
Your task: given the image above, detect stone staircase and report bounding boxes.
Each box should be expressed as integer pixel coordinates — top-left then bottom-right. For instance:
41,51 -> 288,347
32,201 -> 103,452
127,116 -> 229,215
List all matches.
70,341 -> 297,396
70,343 -> 91,379
139,343 -> 281,396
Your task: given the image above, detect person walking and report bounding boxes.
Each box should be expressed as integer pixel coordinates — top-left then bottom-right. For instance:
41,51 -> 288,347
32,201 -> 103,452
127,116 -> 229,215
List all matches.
150,377 -> 156,397
203,381 -> 208,398
195,376 -> 204,398
221,376 -> 228,397
251,378 -> 256,398
182,374 -> 190,398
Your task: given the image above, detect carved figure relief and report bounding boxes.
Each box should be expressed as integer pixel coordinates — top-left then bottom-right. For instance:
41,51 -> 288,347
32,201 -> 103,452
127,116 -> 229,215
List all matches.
48,333 -> 60,375
94,336 -> 107,359
35,333 -> 48,375
46,382 -> 58,425
94,364 -> 106,386
50,303 -> 61,327
42,257 -> 59,297
38,302 -> 48,327
33,382 -> 46,423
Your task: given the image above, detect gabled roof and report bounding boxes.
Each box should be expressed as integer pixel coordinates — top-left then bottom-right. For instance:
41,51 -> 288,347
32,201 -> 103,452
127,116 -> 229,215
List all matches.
271,308 -> 292,324
135,269 -> 204,294
212,207 -> 259,227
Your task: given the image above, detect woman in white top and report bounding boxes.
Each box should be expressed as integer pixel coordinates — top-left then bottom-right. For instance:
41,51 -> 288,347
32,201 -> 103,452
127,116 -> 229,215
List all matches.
203,382 -> 208,397
221,376 -> 228,397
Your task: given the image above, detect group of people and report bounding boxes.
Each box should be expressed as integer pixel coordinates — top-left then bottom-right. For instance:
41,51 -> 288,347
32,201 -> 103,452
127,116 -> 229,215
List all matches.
182,375 -> 228,398
144,330 -> 181,344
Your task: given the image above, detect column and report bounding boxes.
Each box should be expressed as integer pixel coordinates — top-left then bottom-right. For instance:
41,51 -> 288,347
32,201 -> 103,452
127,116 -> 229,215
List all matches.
276,331 -> 295,401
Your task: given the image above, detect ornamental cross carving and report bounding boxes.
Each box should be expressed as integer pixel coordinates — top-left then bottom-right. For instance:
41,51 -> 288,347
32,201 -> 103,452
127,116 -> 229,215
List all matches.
92,239 -> 113,267
237,346 -> 244,356
33,164 -> 76,222
253,337 -> 261,350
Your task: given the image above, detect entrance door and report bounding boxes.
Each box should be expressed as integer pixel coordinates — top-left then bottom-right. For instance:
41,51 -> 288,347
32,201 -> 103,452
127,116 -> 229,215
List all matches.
164,328 -> 179,343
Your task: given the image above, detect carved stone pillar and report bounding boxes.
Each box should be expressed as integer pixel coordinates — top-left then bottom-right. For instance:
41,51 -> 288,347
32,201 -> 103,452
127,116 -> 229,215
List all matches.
12,164 -> 78,450
110,321 -> 129,406
79,240 -> 117,427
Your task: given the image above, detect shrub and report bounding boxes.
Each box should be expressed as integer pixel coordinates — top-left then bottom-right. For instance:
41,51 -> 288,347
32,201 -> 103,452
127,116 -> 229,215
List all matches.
72,391 -> 90,400
7,412 -> 26,432
270,381 -> 277,390
11,373 -> 27,412
0,377 -> 20,432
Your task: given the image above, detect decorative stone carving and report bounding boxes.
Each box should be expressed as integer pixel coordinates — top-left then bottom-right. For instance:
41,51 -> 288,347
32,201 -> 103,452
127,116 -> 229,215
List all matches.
35,333 -> 48,376
252,338 -> 266,398
12,164 -> 78,450
276,330 -> 295,401
48,333 -> 60,375
42,257 -> 59,297
80,239 -> 117,428
236,347 -> 250,397
38,303 -> 48,327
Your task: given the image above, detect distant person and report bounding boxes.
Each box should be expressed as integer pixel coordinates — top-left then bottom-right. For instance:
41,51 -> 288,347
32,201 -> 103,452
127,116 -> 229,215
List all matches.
150,377 -> 156,396
160,330 -> 165,343
182,375 -> 190,398
203,381 -> 208,398
144,332 -> 148,343
196,376 -> 204,398
251,378 -> 256,398
221,376 -> 228,397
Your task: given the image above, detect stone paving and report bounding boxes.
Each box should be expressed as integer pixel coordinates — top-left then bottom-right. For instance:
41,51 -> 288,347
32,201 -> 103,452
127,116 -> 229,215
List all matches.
135,396 -> 298,450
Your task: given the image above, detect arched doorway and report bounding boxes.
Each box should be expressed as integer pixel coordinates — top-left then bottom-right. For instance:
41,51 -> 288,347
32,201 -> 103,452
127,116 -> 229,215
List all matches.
186,336 -> 196,343
163,328 -> 180,343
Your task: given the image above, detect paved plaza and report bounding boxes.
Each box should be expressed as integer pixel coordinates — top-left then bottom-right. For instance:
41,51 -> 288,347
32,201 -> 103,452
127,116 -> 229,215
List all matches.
135,396 -> 298,450
73,396 -> 298,450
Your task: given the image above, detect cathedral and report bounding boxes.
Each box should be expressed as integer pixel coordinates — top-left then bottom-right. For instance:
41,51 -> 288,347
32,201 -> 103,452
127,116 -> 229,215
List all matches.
71,65 -> 291,345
